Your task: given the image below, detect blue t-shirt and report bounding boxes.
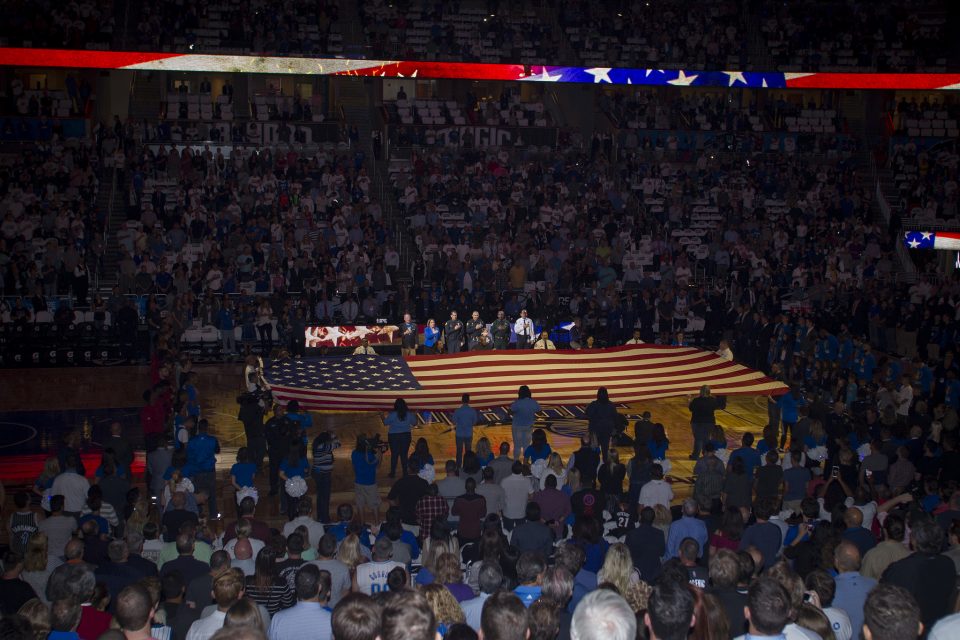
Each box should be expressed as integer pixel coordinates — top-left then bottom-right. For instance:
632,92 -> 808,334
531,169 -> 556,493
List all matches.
648,439 -> 669,460
452,405 -> 479,438
231,462 -> 257,487
730,446 -> 762,480
287,411 -> 313,435
511,397 -> 541,428
186,433 -> 219,473
280,457 -> 309,480
524,443 -> 552,463
352,450 -> 379,485
384,411 -> 416,434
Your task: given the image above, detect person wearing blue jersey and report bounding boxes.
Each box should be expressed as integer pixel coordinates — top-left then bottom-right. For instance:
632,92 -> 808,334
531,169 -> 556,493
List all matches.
384,398 -> 416,478
777,385 -> 805,449
510,386 -> 541,461
452,393 -> 479,468
186,419 -> 220,519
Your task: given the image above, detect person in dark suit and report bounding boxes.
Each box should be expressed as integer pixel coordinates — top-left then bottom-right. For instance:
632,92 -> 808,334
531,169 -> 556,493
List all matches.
159,534 -> 209,587
625,507 -> 665,583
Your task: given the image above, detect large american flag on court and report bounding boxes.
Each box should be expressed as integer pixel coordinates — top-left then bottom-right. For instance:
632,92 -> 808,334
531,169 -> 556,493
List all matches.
265,345 -> 788,411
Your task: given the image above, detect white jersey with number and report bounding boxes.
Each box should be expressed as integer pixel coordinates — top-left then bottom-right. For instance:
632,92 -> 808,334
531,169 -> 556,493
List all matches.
355,560 -> 405,595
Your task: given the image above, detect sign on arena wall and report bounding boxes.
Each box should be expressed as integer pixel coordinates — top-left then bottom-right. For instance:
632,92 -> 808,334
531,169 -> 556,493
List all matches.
2,48 -> 960,90
304,325 -> 401,348
391,124 -> 558,148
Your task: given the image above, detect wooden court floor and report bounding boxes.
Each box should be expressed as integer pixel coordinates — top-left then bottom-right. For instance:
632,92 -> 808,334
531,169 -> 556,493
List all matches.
0,363 -> 772,525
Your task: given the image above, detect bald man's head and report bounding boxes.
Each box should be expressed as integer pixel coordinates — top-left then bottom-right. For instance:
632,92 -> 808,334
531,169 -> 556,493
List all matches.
233,538 -> 253,561
844,507 -> 863,528
834,541 -> 861,573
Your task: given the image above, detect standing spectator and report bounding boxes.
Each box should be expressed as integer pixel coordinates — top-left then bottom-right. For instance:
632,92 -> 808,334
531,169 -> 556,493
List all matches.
488,443 -> 514,484
476,467 -> 506,519
452,478 -> 486,545
384,399 -> 415,479
832,541 -> 876,636
754,451 -> 785,504
0,552 -> 38,615
386,460 -> 430,527
415,485 -> 449,539
804,570 -> 853,640
185,569 -> 245,640
501,462 -> 533,531
739,498 -> 782,573
278,443 -> 309,521
707,549 -> 746,636
880,520 -> 957,631
354,538 -> 403,596
740,578 -> 792,640
511,503 -> 554,558
265,405 -> 294,501
585,387 -> 620,463
573,590 -> 637,640
625,507 -> 664,584
187,419 -> 220,519
729,433 -> 762,481
688,386 -> 724,460
510,386 -> 540,461
267,565 -> 332,640
863,584 -> 923,640
51,454 -> 90,518
307,427 -> 337,523
640,580 -> 695,640
8,492 -> 41,556
861,514 -> 909,580
348,438 -> 381,528
637,464 -> 673,510
38,496 -> 76,559
782,451 -> 811,514
481,592 -> 529,640
665,500 -> 707,560
692,443 -> 726,513
452,394 -> 479,468
237,392 -> 266,469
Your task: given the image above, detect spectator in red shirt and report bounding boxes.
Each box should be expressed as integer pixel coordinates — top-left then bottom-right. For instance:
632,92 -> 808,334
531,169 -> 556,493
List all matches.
452,479 -> 486,545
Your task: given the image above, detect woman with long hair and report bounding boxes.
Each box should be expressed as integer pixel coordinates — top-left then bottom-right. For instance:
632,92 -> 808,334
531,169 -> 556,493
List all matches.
336,533 -> 367,574
721,456 -> 751,509
709,507 -> 745,552
596,542 -> 652,613
434,552 -> 473,602
690,590 -> 731,640
539,452 -> 567,490
597,448 -> 626,501
22,533 -> 60,602
409,437 -> 434,473
416,524 -> 460,586
474,437 -> 494,467
586,386 -> 619,462
244,547 -> 295,614
420,583 -> 465,635
384,398 -> 416,478
523,429 -> 552,465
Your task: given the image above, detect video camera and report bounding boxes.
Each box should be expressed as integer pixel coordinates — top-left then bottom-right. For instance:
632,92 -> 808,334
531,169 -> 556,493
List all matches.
358,433 -> 389,454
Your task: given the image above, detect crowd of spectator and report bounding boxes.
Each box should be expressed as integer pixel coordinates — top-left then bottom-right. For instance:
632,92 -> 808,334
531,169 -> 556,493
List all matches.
756,0 -> 948,72
0,1 -> 954,74
132,0 -> 342,55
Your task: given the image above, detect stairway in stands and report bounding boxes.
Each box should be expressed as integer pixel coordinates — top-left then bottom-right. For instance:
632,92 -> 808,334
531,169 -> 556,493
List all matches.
95,164 -> 127,293
128,72 -> 163,122
338,79 -> 417,282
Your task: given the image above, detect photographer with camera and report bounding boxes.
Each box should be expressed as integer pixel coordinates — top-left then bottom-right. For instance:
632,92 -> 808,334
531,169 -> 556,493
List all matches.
352,433 -> 385,525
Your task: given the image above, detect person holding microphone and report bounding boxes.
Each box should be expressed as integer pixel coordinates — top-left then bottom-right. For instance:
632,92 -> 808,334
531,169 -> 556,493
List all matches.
514,309 -> 534,349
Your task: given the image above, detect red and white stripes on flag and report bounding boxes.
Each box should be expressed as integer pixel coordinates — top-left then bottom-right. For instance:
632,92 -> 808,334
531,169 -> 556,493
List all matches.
266,345 -> 788,411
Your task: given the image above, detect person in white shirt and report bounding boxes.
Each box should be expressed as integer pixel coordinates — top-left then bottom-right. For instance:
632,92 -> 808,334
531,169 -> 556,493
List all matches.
462,562 -> 504,631
51,454 -> 90,517
185,568 -> 245,640
354,538 -> 404,595
500,461 -> 533,529
717,340 -> 734,361
637,464 -> 673,510
268,564 -> 332,640
624,330 -> 645,345
514,309 -> 534,349
352,338 -> 377,355
282,503 -> 325,550
532,331 -> 556,350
